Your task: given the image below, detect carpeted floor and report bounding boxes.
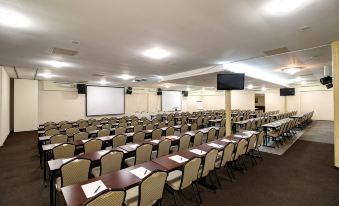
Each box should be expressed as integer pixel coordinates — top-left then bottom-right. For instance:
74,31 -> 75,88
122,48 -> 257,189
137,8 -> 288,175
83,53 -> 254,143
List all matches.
0,121 -> 338,206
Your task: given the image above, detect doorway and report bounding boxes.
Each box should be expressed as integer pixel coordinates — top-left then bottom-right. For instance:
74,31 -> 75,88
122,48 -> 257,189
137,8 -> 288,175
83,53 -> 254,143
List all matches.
255,94 -> 265,112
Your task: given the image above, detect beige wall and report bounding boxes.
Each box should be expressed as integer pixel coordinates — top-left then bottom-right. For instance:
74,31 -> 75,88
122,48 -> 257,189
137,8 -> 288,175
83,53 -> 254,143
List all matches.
265,89 -> 285,112
14,79 -> 38,132
0,67 -> 10,146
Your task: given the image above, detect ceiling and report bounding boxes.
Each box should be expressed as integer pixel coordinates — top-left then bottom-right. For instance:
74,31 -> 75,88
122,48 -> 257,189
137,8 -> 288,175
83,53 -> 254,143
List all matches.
0,0 -> 338,87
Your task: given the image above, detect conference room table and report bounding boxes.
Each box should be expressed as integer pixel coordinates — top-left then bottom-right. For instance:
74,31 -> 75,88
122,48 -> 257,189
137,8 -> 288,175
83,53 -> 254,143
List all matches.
188,117 -> 198,124
209,118 -> 222,126
262,118 -> 292,147
232,117 -> 267,133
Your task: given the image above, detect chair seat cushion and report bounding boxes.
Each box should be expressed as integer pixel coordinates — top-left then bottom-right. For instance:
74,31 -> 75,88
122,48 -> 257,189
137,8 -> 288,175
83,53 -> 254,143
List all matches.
125,186 -> 139,206
91,166 -> 100,177
166,170 -> 182,190
124,157 -> 136,167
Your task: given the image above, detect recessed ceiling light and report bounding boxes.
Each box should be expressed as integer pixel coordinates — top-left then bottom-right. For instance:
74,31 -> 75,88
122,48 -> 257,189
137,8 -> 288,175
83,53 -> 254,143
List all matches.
283,67 -> 302,75
38,73 -> 56,79
294,77 -> 303,82
261,87 -> 267,91
118,74 -> 134,80
0,7 -> 31,28
265,0 -> 308,14
45,60 -> 69,68
164,84 -> 171,89
301,81 -> 307,85
99,79 -> 108,85
186,88 -> 191,91
143,48 -> 170,59
247,84 -> 254,89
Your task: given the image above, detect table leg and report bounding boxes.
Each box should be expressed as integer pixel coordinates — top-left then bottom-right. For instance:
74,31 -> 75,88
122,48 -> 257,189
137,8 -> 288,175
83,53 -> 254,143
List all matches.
50,171 -> 54,206
44,151 -> 47,187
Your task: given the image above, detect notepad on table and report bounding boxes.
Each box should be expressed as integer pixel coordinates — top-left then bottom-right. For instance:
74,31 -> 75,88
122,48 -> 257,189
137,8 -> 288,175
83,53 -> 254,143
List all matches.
189,149 -> 206,155
61,157 -> 75,163
129,144 -> 139,149
82,139 -> 91,143
221,139 -> 237,143
169,155 -> 188,163
207,143 -> 223,149
129,167 -> 151,179
150,140 -> 160,144
81,180 -> 107,198
97,150 -> 109,156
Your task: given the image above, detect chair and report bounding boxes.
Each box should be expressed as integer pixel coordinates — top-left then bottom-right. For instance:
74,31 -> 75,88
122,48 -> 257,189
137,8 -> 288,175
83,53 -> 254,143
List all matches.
180,124 -> 189,133
220,118 -> 226,127
84,189 -> 126,206
206,128 -> 216,143
197,117 -> 203,128
153,139 -> 171,159
192,132 -> 203,147
124,144 -> 152,166
245,134 -> 258,165
45,124 -> 57,131
86,125 -> 97,132
92,121 -> 101,126
171,134 -> 191,152
125,171 -> 167,206
112,135 -> 127,148
66,127 -> 79,137
45,129 -> 60,136
73,132 -> 89,141
166,127 -> 175,136
133,131 -> 145,143
102,124 -> 112,130
215,143 -> 235,181
218,127 -> 226,139
78,121 -> 89,130
191,123 -> 198,131
115,127 -> 126,135
119,122 -> 127,128
168,121 -> 175,127
233,139 -> 248,170
166,158 -> 202,205
98,129 -> 110,137
130,121 -> 138,127
52,143 -> 75,159
134,125 -> 143,132
60,123 -> 72,130
91,151 -> 124,177
198,149 -> 219,188
254,132 -> 264,159
84,139 -> 103,154
152,128 -> 162,140
158,122 -> 166,128
145,123 -> 154,130
50,134 -> 68,144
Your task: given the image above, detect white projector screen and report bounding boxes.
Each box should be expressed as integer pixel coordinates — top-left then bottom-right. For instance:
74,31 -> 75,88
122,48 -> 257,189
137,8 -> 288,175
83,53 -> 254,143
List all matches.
86,86 -> 125,116
162,91 -> 182,112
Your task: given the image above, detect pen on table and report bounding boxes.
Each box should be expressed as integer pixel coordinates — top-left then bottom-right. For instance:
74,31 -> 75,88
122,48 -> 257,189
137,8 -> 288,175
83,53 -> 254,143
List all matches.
144,169 -> 147,175
94,186 -> 101,193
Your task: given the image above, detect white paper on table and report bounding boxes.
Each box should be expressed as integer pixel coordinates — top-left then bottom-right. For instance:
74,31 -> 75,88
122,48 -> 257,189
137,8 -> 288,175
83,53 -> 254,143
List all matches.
82,139 -> 91,143
168,155 -> 188,163
61,157 -> 75,163
98,150 -> 109,156
207,143 -> 223,149
81,180 -> 107,198
150,140 -> 160,144
221,139 -> 237,143
129,144 -> 139,149
129,167 -> 151,179
233,134 -> 243,138
189,149 -> 207,155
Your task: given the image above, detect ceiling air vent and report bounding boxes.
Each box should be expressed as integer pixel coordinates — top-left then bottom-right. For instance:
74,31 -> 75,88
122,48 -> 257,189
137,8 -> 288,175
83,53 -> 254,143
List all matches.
51,48 -> 78,56
92,74 -> 105,77
264,47 -> 290,56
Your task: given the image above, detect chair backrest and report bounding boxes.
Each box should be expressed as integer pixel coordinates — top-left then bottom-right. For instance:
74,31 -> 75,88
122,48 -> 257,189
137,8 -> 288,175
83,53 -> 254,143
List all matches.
78,121 -> 89,129
220,118 -> 226,127
84,139 -> 103,154
218,143 -> 235,168
152,128 -> 162,140
133,132 -> 145,143
181,158 -> 202,189
92,121 -> 101,126
115,127 -> 126,135
200,149 -> 218,178
250,121 -> 257,130
180,124 -> 189,133
84,189 -> 126,206
197,117 -> 202,126
193,131 -> 203,146
60,158 -> 91,187
157,139 -> 171,158
46,129 -> 60,136
130,121 -> 138,127
206,128 -> 216,143
139,171 -> 167,206
102,124 -> 112,130
60,123 -> 72,130
134,125 -> 143,132
167,121 -> 175,127
190,123 -> 198,131
112,135 -> 127,148
97,129 -> 110,137
145,123 -> 154,130
100,151 -> 124,175
245,121 -> 252,130
234,139 -> 248,160
66,127 -> 79,137
50,134 -> 68,144
158,122 -> 166,128
45,124 -> 57,131
86,125 -> 97,132
73,132 -> 89,141
135,144 -> 152,165
119,122 -> 127,128
165,127 -> 175,136
179,134 -> 191,151
218,127 -> 226,139
246,134 -> 257,153
53,143 -> 75,159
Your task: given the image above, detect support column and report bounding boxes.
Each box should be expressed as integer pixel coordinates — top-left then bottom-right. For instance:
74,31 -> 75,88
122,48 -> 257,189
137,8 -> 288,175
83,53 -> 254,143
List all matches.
332,41 -> 339,168
225,90 -> 232,136
284,96 -> 287,113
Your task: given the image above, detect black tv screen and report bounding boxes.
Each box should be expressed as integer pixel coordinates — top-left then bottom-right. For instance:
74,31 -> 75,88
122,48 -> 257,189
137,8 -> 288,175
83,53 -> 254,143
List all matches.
217,73 -> 245,90
280,88 -> 295,96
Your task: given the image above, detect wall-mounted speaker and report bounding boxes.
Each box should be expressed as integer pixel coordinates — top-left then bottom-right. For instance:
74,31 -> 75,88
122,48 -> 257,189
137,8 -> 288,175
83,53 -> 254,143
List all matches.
77,84 -> 87,94
157,88 -> 162,95
126,86 -> 133,95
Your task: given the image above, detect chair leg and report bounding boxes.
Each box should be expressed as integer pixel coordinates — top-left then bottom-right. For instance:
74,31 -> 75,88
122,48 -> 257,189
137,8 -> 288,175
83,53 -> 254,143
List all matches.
173,192 -> 178,206
240,156 -> 247,170
213,170 -> 222,189
191,184 -> 200,206
194,182 -> 202,203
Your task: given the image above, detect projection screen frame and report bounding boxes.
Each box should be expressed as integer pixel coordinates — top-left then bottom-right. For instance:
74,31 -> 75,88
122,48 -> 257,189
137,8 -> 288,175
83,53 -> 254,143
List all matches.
85,85 -> 125,116
161,90 -> 182,112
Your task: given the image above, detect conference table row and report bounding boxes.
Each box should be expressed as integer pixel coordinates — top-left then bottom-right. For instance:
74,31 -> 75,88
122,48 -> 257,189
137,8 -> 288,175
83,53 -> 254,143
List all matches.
47,129 -> 258,206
